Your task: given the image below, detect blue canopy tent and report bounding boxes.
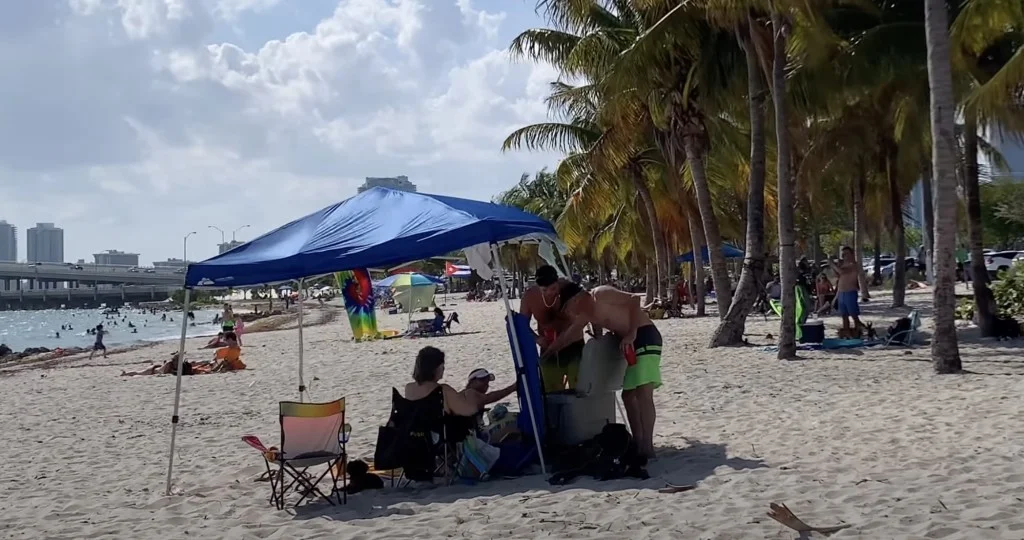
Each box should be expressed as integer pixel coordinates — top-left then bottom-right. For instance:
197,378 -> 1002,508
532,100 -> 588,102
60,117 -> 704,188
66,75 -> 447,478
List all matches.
166,188 -> 559,493
676,244 -> 745,263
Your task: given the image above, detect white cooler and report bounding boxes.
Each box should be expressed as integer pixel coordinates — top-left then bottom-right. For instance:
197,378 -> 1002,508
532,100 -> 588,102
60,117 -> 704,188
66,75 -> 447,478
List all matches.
544,335 -> 627,446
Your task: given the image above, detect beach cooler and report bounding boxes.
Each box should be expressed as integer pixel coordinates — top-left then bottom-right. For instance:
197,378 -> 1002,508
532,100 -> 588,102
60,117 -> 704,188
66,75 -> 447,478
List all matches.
544,335 -> 626,446
800,320 -> 825,343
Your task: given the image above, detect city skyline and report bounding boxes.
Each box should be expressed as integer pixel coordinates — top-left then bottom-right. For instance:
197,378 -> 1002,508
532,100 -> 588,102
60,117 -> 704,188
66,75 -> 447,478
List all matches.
0,218 -> 253,266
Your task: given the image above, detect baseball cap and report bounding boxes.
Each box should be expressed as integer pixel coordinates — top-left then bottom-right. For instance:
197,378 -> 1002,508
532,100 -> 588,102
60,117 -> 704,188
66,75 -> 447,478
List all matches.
535,265 -> 558,287
467,368 -> 495,382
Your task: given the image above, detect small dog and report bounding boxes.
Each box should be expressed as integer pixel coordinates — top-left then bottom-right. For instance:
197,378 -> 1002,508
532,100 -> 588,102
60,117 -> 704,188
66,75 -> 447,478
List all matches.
345,459 -> 384,494
993,315 -> 1022,341
837,322 -> 875,340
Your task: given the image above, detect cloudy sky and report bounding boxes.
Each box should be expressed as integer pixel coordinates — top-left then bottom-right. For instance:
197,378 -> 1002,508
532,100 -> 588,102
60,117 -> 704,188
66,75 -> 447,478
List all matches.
0,0 -> 560,264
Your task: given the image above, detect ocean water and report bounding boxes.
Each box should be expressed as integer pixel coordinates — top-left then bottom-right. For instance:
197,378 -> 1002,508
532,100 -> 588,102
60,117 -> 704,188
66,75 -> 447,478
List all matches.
0,307 -> 223,353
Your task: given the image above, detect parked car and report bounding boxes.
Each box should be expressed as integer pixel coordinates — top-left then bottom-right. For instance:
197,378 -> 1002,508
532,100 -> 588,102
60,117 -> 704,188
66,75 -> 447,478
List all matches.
127,266 -> 139,272
144,268 -> 156,274
985,251 -> 1021,276
72,265 -> 83,270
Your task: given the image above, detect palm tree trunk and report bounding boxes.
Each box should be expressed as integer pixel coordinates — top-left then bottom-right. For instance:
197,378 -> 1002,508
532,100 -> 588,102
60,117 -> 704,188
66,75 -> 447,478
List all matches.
633,171 -> 669,301
711,21 -> 768,347
854,163 -> 871,299
687,212 -> 707,316
682,137 -> 732,318
886,150 -> 907,308
924,0 -> 962,373
921,160 -> 935,284
963,113 -> 997,336
872,231 -> 883,285
772,12 -> 797,360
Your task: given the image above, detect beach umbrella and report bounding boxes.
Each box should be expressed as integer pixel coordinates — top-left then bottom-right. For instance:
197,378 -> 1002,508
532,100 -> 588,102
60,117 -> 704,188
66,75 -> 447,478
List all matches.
374,273 -> 442,288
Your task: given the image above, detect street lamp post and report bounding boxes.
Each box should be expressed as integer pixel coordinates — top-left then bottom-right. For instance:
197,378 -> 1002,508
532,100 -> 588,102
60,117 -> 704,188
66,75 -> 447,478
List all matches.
183,232 -> 197,274
232,224 -> 251,242
208,225 -> 225,246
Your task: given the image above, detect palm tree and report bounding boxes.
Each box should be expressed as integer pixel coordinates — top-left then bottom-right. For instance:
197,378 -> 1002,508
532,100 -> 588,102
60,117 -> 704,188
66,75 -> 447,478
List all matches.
924,0 -> 962,373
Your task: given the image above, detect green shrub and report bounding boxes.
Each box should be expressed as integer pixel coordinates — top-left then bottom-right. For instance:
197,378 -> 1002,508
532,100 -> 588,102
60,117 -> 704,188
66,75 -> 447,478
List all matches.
955,297 -> 974,321
992,262 -> 1024,317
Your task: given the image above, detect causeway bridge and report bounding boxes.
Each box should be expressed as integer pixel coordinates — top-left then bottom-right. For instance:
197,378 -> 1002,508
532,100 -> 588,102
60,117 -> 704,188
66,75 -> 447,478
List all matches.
0,262 -> 184,310
0,284 -> 180,310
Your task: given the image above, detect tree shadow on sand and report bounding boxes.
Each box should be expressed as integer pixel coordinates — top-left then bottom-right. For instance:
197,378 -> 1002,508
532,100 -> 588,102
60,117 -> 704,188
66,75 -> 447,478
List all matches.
286,439 -> 766,522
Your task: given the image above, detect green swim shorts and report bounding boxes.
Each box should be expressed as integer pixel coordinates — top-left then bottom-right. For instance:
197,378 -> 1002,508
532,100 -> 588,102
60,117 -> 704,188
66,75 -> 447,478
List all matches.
622,324 -> 663,391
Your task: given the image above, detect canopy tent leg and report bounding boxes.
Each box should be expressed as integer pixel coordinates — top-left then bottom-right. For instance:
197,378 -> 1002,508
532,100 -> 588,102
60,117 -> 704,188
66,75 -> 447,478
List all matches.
165,288 -> 192,495
298,279 -> 306,402
489,242 -> 547,475
555,243 -> 572,278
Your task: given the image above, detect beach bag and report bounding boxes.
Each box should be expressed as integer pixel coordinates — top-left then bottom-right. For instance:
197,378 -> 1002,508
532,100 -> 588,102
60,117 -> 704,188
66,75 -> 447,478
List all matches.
457,435 -> 501,480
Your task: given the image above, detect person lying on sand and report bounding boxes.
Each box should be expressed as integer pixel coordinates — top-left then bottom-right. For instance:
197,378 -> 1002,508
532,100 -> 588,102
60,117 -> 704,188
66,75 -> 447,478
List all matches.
121,353 -> 192,376
542,282 -> 662,459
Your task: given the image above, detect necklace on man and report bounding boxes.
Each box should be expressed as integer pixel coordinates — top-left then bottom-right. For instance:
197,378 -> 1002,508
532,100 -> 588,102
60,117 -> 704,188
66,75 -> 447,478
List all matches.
542,291 -> 557,309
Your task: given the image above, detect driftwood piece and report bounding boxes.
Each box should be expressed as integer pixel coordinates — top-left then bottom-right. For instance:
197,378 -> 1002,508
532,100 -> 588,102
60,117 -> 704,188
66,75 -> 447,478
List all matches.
658,482 -> 696,494
767,502 -> 851,536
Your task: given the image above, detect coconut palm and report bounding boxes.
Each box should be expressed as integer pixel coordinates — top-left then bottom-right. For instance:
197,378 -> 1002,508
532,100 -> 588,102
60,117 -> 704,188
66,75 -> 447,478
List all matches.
924,0 -> 963,373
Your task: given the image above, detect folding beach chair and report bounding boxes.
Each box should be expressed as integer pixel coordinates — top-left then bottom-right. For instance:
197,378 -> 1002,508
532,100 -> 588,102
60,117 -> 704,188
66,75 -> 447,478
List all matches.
884,310 -> 921,347
374,387 -> 455,486
243,398 -> 348,509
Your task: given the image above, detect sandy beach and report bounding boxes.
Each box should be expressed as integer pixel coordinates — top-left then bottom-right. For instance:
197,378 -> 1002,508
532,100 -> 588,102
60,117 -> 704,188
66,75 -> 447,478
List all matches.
2,288 -> 1023,539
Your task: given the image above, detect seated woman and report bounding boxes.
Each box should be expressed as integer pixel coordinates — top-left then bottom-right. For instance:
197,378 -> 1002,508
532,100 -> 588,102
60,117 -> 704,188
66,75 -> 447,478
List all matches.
193,333 -> 245,374
404,346 -> 477,416
201,332 -> 227,349
815,273 -> 836,314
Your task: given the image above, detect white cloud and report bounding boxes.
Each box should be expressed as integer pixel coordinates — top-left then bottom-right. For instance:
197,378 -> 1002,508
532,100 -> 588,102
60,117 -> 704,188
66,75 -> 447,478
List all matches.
0,0 -> 560,264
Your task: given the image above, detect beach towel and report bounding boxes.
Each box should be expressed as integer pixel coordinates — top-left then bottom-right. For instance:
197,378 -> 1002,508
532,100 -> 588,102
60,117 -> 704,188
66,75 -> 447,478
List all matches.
337,269 -> 380,340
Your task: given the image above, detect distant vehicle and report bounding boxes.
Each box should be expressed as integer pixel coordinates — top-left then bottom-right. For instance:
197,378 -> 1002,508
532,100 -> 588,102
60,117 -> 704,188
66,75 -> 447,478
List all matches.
1014,252 -> 1024,264
986,251 -> 1022,275
127,266 -> 139,273
144,269 -> 156,274
31,262 -> 43,266
72,265 -> 83,270
174,268 -> 186,274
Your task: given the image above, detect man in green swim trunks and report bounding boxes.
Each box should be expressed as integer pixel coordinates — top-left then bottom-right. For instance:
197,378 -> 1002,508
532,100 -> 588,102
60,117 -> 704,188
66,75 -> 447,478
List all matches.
542,283 -> 662,458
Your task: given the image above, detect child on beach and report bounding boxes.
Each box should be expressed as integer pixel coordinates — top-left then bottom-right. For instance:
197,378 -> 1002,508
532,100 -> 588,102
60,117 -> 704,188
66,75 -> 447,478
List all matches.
830,247 -> 865,332
89,324 -> 107,360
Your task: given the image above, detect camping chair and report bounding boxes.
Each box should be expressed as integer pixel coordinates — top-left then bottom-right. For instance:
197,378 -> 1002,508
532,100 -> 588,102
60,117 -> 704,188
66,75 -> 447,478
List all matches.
884,310 -> 921,347
242,399 -> 348,509
374,387 -> 455,487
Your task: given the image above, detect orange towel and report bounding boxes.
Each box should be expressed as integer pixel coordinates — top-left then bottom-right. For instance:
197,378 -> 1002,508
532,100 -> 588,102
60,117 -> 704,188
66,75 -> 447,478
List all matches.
215,346 -> 245,370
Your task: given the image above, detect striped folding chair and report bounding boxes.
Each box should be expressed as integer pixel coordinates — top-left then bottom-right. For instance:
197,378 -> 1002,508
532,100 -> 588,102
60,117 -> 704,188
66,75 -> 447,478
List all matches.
244,398 -> 348,509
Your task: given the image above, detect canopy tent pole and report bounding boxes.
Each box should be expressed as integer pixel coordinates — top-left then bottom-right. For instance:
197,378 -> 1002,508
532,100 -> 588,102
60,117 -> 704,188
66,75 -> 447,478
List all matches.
490,242 -> 547,475
298,279 -> 306,402
165,288 -> 192,495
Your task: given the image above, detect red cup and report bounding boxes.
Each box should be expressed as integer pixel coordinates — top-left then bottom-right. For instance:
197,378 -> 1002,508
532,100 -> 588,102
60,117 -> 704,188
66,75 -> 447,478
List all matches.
624,344 -> 637,366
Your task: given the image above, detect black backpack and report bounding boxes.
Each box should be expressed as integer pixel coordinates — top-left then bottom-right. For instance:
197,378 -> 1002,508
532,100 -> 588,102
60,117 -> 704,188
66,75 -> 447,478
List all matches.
548,423 -> 649,485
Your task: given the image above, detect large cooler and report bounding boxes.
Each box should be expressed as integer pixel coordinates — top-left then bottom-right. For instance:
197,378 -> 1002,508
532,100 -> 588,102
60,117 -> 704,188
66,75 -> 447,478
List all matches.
544,335 -> 627,446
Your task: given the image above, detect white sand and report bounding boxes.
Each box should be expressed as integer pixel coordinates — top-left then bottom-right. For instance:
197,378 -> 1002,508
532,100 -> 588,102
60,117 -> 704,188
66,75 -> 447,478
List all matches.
2,288 -> 1023,539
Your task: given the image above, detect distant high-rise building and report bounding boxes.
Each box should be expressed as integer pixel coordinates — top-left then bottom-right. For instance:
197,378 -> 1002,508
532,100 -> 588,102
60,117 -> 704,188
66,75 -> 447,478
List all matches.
0,220 -> 16,262
357,175 -> 417,193
27,223 -> 64,263
987,131 -> 1024,182
93,250 -> 140,267
218,240 -> 244,254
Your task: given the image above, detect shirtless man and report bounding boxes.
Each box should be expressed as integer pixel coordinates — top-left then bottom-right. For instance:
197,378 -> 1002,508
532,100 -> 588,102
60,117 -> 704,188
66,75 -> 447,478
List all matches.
520,265 -> 585,392
831,246 -> 864,332
542,282 -> 662,458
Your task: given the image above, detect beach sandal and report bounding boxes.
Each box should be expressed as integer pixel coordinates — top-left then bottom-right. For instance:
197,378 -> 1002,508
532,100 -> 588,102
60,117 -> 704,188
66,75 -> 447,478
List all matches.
767,502 -> 851,536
